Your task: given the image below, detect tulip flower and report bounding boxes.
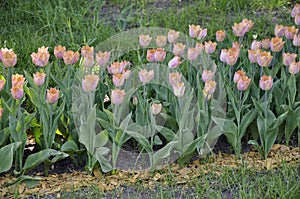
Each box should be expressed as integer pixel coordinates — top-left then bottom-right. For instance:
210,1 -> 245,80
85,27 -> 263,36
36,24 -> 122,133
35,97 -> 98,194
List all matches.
33,72 -> 46,86
248,49 -> 261,63
232,42 -> 241,49
289,62 -> 300,74
1,48 -> 17,67
146,49 -> 156,62
257,51 -> 273,67
132,96 -> 138,105
285,26 -> 298,40
274,24 -> 286,37
168,56 -> 181,69
107,61 -> 128,74
270,37 -> 285,52
202,69 -> 215,82
232,22 -> 248,37
83,55 -> 94,68
237,76 -> 251,91
151,103 -> 162,115
63,50 -> 80,65
259,75 -> 273,91
197,28 -> 207,40
195,42 -> 204,54
293,34 -> 300,46
139,69 -> 154,84
220,49 -> 229,63
111,89 -> 126,105
122,68 -> 131,79
167,30 -> 180,43
81,45 -> 94,58
96,51 -> 110,67
291,4 -> 300,17
82,75 -> 99,92
139,34 -> 152,47
173,43 -> 186,56
54,45 -> 66,59
187,47 -> 199,61
112,73 -> 125,87
241,18 -> 254,32
47,88 -> 59,103
11,86 -> 24,100
233,70 -> 246,83
216,30 -> 226,42
12,74 -> 25,88
204,41 -> 217,54
155,35 -> 167,47
226,47 -> 240,66
154,48 -> 166,62
261,38 -> 270,49
0,79 -> 5,91
189,24 -> 201,38
251,40 -> 262,50
295,14 -> 300,25
31,46 -> 50,67
172,82 -> 185,97
168,72 -> 181,86
282,53 -> 297,66
203,80 -> 217,100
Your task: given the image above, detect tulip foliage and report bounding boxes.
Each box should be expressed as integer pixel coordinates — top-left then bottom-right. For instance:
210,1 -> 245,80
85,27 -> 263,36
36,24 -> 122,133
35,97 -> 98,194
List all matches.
1,4 -> 300,182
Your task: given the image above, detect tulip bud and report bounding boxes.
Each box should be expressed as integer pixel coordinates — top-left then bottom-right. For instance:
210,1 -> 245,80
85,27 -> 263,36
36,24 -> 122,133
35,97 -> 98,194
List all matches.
111,89 -> 126,105
47,88 -> 59,103
151,103 -> 162,115
132,96 -> 138,105
259,75 -> 273,91
33,72 -> 46,87
54,45 -> 66,59
31,46 -> 50,67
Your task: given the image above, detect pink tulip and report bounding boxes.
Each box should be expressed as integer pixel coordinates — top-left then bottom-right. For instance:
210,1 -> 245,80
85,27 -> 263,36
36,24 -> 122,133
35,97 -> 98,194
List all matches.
187,48 -> 199,61
11,86 -> 24,100
139,34 -> 152,47
54,45 -> 66,59
285,26 -> 298,40
83,55 -> 94,68
172,82 -> 185,97
173,43 -> 186,56
82,75 -> 99,92
154,48 -> 166,62
291,4 -> 300,17
204,41 -> 217,54
151,103 -> 162,115
197,28 -> 207,40
139,69 -> 154,83
248,49 -> 261,63
251,40 -> 262,50
146,49 -> 156,62
202,69 -> 215,82
63,50 -> 80,65
12,74 -> 25,88
33,72 -> 46,86
0,107 -> 2,118
270,37 -> 285,52
282,53 -> 297,66
261,38 -> 270,49
168,56 -> 181,69
274,24 -> 286,37
233,70 -> 246,83
155,35 -> 167,47
289,62 -> 300,74
96,51 -> 110,67
107,61 -> 128,74
203,80 -> 217,100
47,88 -> 59,103
237,76 -> 251,91
293,34 -> 300,46
112,73 -> 125,87
259,75 -> 273,91
81,45 -> 94,58
31,46 -> 50,67
1,48 -> 17,67
167,30 -> 180,43
168,72 -> 181,87
189,24 -> 201,38
111,89 -> 126,105
257,51 -> 273,67
216,30 -> 226,42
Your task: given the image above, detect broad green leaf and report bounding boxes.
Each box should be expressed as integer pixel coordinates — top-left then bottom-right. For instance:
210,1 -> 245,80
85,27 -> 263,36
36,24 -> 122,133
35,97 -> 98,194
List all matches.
0,142 -> 22,173
23,149 -> 68,170
61,140 -> 79,152
95,130 -> 109,148
240,110 -> 257,138
159,127 -> 177,141
151,141 -> 177,171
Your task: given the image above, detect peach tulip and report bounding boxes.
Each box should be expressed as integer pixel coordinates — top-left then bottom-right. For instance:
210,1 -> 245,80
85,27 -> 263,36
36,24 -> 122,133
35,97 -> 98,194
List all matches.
293,34 -> 300,46
168,72 -> 181,87
204,41 -> 217,54
289,62 -> 300,74
189,24 -> 201,38
96,51 -> 110,67
259,75 -> 273,91
197,28 -> 207,40
81,45 -> 94,58
167,30 -> 180,43
257,51 -> 273,67
270,37 -> 285,52
82,75 -> 99,92
285,26 -> 298,40
63,50 -> 80,65
187,47 -> 199,61
291,4 -> 300,17
261,38 -> 270,49
1,48 -> 17,67
31,46 -> 50,67
248,49 -> 261,63
139,34 -> 152,47
232,22 -> 247,37
154,48 -> 166,62
216,30 -> 226,42
112,73 -> 125,87
203,80 -> 217,100
172,82 -> 185,97
155,35 -> 167,47
237,76 -> 251,91
151,103 -> 162,115
54,45 -> 66,59
11,86 -> 24,100
173,43 -> 186,56
33,72 -> 46,86
47,88 -> 59,103
282,53 -> 297,66
168,56 -> 181,69
251,40 -> 262,50
274,24 -> 286,37
111,89 -> 126,105
139,69 -> 154,84
107,61 -> 128,74
202,69 -> 215,82
12,74 -> 25,88
83,55 -> 94,68
195,42 -> 204,54
233,70 -> 246,83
